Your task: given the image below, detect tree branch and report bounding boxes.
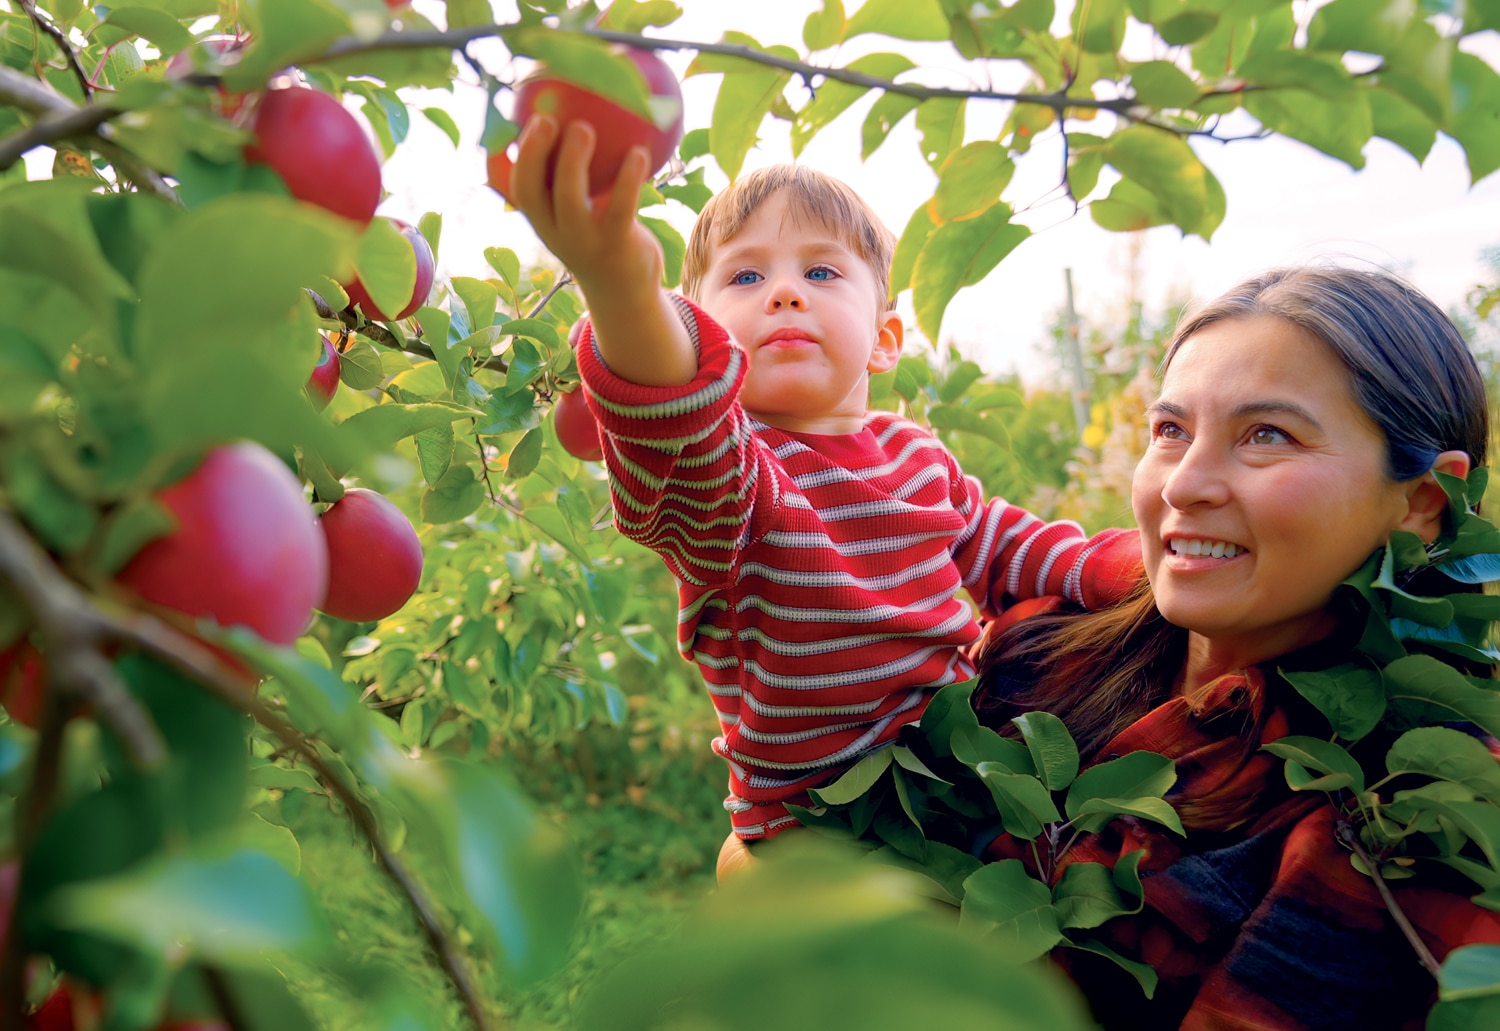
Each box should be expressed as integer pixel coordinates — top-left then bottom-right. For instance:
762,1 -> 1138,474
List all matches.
19,0 -> 91,102
1337,820 -> 1441,980
306,288 -> 513,373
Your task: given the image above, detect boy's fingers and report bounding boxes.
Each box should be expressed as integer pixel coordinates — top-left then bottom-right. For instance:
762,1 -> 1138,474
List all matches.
552,121 -> 597,229
510,116 -> 559,220
600,145 -> 650,233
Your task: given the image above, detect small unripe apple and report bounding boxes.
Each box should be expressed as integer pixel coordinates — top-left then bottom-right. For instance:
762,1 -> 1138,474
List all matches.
117,442 -> 329,646
487,45 -> 684,198
164,34 -> 248,117
318,488 -> 423,623
244,85 -> 382,225
306,334 -> 340,410
0,641 -> 44,729
343,218 -> 436,322
553,388 -> 604,462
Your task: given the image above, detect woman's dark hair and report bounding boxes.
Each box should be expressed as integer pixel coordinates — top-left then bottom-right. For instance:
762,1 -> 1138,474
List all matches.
975,266 -> 1493,761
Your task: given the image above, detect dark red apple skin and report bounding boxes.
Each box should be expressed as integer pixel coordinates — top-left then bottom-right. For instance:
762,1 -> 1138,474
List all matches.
488,46 -> 684,198
553,388 -> 604,462
244,86 -> 382,225
306,334 -> 340,410
343,219 -> 436,322
117,442 -> 329,646
0,641 -> 44,729
317,488 -> 423,623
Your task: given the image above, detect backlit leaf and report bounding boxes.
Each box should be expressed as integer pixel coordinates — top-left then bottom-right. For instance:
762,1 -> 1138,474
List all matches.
911,203 -> 1030,341
862,91 -> 920,159
915,97 -> 966,171
842,0 -> 948,41
929,142 -> 1014,224
803,0 -> 846,49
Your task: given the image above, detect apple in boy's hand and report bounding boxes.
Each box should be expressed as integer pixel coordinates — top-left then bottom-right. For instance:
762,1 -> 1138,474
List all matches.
487,45 -> 684,198
244,85 -> 382,225
342,218 -> 436,322
553,388 -> 604,462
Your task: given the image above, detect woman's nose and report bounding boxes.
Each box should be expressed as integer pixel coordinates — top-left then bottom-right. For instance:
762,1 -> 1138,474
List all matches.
1159,444 -> 1231,510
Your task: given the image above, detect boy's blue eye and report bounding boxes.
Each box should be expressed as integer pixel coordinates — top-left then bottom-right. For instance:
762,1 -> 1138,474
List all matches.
732,271 -> 762,286
806,267 -> 835,281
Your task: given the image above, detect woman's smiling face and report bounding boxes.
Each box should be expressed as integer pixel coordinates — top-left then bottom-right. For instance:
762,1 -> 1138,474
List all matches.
1131,315 -> 1415,665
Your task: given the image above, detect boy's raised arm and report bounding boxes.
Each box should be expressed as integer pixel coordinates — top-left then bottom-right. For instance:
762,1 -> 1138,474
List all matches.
505,116 -> 697,387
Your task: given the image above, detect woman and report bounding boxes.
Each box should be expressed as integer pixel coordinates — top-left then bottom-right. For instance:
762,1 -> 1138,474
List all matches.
972,265 -> 1499,1029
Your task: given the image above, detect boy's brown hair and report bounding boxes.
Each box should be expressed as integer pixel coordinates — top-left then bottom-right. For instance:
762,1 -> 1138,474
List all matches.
681,164 -> 897,310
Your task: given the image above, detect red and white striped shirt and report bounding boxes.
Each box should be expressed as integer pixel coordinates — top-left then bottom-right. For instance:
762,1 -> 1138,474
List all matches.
577,298 -> 1137,839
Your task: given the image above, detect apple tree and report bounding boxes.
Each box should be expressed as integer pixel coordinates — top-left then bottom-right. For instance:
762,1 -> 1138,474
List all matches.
1,0 -> 1498,1028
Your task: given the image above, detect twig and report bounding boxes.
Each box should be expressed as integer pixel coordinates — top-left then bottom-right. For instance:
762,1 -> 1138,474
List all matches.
525,270 -> 573,320
1337,820 -> 1441,980
19,0 -> 91,101
305,288 -> 514,373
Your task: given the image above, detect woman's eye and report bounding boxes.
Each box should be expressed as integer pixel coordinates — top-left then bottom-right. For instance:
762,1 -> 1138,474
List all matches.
1153,421 -> 1187,441
1247,425 -> 1289,446
806,266 -> 836,282
732,270 -> 762,286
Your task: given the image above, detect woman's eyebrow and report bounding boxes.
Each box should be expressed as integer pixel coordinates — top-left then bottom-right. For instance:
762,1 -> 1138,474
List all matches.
1145,398 -> 1324,429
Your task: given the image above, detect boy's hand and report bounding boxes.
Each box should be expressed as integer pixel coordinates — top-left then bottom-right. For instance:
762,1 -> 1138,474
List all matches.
505,117 -> 696,386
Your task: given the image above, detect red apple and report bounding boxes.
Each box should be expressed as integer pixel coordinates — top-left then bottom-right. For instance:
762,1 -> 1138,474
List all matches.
317,488 -> 423,623
0,641 -> 44,729
306,333 -> 340,410
244,85 -> 382,225
342,218 -> 436,322
487,45 -> 684,198
553,388 -> 604,462
117,442 -> 329,646
164,34 -> 249,117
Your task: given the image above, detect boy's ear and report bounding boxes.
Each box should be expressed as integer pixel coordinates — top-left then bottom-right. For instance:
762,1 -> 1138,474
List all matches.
868,310 -> 903,374
1396,450 -> 1470,543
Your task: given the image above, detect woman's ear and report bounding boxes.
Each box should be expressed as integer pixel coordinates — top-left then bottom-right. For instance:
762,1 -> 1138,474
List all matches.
868,310 -> 903,374
1396,450 -> 1471,543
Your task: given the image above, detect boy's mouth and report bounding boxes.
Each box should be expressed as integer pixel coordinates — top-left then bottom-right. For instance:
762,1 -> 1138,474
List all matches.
759,327 -> 818,349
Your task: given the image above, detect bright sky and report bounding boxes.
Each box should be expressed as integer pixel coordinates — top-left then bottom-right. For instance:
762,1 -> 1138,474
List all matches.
379,1 -> 1500,387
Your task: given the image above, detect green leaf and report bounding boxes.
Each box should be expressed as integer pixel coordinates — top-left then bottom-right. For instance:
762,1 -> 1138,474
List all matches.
791,52 -> 913,155
1263,735 -> 1366,793
1240,51 -> 1371,169
335,401 -> 480,456
889,201 -> 935,298
976,762 -> 1061,837
485,246 -> 522,294
951,723 -> 1035,776
1130,59 -> 1200,108
704,33 -> 795,179
1279,664 -> 1386,741
1306,0 -> 1413,54
959,859 -> 1063,960
1386,727 -> 1500,804
1012,711 -> 1080,791
810,748 -> 894,805
229,0 -> 352,90
597,0 -> 683,33
803,0 -> 846,49
1052,861 -> 1129,930
97,7 -> 196,54
478,386 -> 540,435
502,26 -> 654,122
862,91 -> 920,159
1439,944 -> 1500,1002
1449,53 -> 1500,184
1061,936 -> 1159,998
1065,751 -> 1176,821
1072,0 -> 1127,53
521,501 -> 594,565
1101,126 -> 1219,238
338,339 -> 385,390
911,204 -> 1030,341
842,0 -> 948,41
929,141 -> 1014,224
422,106 -> 462,147
640,215 -> 686,288
1074,796 -> 1185,836
915,97 -> 966,171
1384,654 -> 1500,739
891,744 -> 948,783
414,422 -> 455,483
507,427 -> 544,480
421,465 -> 486,523
49,847 -> 328,964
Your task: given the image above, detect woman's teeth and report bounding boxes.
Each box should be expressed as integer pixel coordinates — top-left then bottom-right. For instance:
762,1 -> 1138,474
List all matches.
1169,539 -> 1241,558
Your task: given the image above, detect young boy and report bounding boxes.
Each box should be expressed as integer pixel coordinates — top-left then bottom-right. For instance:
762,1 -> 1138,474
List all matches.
507,117 -> 1139,844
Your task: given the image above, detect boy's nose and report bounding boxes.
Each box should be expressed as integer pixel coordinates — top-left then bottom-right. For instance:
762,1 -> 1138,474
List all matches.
765,276 -> 807,312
